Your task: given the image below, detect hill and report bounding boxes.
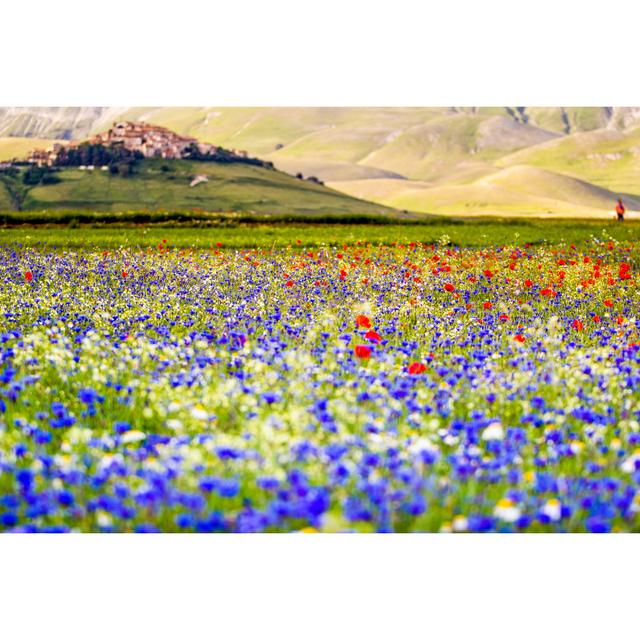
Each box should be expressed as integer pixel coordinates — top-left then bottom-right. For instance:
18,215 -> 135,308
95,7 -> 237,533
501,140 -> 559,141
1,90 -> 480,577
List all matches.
96,107 -> 640,216
496,127 -> 640,193
0,158 -> 399,218
331,166 -> 640,217
2,107 -> 640,217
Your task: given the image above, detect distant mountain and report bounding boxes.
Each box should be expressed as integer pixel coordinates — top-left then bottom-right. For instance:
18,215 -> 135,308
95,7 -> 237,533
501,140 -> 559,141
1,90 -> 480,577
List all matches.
2,107 -> 640,216
0,107 -> 117,139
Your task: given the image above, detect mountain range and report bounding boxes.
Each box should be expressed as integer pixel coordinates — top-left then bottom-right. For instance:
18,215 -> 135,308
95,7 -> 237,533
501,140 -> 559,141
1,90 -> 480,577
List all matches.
1,107 -> 639,217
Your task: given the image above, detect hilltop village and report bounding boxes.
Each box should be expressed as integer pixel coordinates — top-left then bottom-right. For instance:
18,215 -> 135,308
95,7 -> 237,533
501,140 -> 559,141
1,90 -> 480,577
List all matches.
25,121 -> 249,167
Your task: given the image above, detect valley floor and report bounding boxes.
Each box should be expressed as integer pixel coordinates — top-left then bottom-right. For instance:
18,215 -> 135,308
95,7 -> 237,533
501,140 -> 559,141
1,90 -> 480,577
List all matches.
1,219 -> 640,249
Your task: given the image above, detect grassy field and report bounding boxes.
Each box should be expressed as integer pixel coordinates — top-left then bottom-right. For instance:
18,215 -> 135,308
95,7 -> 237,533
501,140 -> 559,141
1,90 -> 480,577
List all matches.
2,219 -> 640,249
0,158 -> 397,218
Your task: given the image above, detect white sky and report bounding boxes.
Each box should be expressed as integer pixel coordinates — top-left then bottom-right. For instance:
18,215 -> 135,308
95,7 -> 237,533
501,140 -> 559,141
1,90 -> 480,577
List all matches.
2,0 -> 640,106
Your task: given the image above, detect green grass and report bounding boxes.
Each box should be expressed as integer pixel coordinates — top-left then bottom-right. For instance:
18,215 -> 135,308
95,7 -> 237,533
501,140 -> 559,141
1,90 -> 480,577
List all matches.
0,180 -> 14,210
0,158 -> 397,218
3,219 -> 640,249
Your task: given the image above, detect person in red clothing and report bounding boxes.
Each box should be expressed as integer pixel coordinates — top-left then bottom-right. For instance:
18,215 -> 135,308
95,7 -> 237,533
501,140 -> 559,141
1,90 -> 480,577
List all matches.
616,198 -> 625,221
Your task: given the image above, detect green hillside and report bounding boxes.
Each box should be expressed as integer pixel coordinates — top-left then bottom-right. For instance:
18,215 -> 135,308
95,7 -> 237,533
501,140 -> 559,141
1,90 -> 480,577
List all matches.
0,180 -> 14,210
0,158 -> 399,217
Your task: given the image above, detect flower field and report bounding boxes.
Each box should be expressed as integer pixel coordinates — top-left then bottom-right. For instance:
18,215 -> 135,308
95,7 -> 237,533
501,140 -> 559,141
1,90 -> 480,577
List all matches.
1,233 -> 639,532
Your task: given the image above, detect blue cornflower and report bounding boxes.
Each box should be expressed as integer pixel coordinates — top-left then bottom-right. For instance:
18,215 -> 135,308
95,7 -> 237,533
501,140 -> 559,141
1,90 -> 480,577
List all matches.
134,524 -> 160,533
1,513 -> 19,527
175,513 -> 196,529
78,388 -> 103,404
217,478 -> 240,498
57,490 -> 75,507
113,421 -> 132,435
16,469 -> 33,488
14,443 -> 28,457
586,516 -> 611,533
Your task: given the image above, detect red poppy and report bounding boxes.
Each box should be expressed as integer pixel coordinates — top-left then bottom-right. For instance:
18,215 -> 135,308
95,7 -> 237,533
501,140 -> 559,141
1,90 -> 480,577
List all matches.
572,319 -> 584,331
514,334 -> 526,343
620,271 -> 632,281
540,288 -> 555,297
285,280 -> 294,287
499,314 -> 509,322
24,271 -> 33,282
364,330 -> 382,343
483,269 -> 494,278
604,299 -> 613,308
408,362 -> 427,375
593,315 -> 601,323
524,279 -> 534,288
122,271 -> 128,278
354,345 -> 372,359
617,316 -> 625,325
355,315 -> 372,329
483,301 -> 492,310
444,283 -> 455,293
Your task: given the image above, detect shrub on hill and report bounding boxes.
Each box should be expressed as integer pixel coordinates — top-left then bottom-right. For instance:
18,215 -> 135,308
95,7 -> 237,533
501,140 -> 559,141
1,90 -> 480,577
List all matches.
23,166 -> 60,186
183,143 -> 273,169
54,143 -> 142,168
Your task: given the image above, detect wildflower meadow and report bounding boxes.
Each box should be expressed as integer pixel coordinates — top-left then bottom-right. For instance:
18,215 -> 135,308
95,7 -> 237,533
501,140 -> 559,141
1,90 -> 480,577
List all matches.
0,230 -> 639,532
